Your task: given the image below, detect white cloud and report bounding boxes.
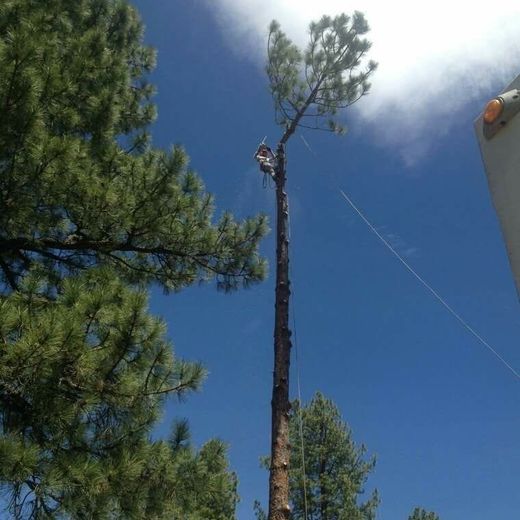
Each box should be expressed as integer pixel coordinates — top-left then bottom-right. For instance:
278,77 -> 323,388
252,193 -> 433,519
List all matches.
204,0 -> 520,163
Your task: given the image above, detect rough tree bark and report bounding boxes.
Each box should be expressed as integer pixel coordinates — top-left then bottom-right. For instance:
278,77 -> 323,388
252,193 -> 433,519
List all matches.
268,143 -> 292,520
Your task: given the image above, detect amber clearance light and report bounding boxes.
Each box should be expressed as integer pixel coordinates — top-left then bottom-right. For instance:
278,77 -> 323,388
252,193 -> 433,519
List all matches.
483,98 -> 504,124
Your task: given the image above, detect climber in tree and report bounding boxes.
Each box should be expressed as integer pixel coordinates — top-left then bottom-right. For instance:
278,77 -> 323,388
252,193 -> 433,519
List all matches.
254,142 -> 277,178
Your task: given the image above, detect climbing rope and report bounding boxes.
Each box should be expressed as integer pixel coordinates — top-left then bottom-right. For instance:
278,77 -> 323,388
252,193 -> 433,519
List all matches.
298,133 -> 520,381
287,194 -> 309,520
339,189 -> 520,381
292,300 -> 309,520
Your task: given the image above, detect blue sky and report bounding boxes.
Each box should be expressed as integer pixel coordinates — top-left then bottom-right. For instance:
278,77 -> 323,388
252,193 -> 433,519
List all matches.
132,1 -> 520,518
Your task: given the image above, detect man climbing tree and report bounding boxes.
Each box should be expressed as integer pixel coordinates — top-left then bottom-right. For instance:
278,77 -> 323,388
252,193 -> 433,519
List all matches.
259,12 -> 377,520
0,0 -> 266,517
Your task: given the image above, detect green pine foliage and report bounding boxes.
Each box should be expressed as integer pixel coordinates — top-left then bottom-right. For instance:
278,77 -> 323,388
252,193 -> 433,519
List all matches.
257,393 -> 442,520
267,13 -> 377,139
408,507 -> 440,520
256,393 -> 379,519
288,393 -> 379,520
0,0 -> 265,517
0,269 -> 240,518
166,420 -> 239,519
0,0 -> 267,293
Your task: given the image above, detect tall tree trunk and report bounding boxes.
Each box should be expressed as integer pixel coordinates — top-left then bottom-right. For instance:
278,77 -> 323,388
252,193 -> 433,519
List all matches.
268,143 -> 292,520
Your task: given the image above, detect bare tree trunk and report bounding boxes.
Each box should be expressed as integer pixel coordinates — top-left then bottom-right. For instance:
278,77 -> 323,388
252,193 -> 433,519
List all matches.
268,143 -> 292,520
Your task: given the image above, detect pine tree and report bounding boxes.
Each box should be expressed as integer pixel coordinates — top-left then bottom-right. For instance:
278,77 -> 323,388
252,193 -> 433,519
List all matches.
0,0 -> 267,293
0,270 -> 239,518
263,13 -> 377,520
408,507 -> 440,520
166,420 -> 239,519
267,13 -> 378,143
0,0 -> 266,517
256,393 -> 378,520
288,393 -> 379,520
257,395 -> 439,520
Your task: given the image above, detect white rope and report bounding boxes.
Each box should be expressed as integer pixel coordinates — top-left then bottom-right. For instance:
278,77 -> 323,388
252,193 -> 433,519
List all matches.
287,194 -> 309,520
339,189 -> 520,381
300,135 -> 317,156
292,299 -> 309,520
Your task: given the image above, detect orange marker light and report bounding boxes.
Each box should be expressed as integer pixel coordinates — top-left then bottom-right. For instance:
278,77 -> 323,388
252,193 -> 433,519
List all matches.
483,98 -> 504,124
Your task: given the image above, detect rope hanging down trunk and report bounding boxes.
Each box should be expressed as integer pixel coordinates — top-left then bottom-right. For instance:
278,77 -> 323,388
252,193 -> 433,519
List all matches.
268,143 -> 292,520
